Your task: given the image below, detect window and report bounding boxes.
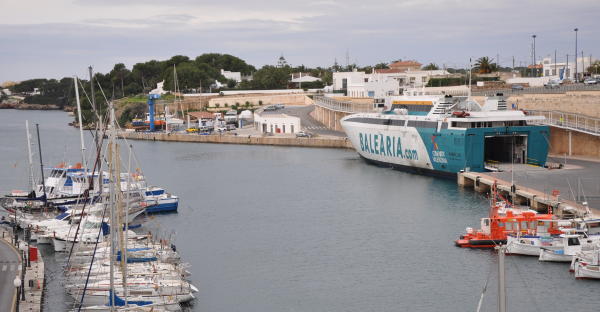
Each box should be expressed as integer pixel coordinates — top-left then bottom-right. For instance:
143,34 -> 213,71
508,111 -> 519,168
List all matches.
282,125 -> 286,133
422,77 -> 427,82
291,125 -> 294,133
545,70 -> 550,76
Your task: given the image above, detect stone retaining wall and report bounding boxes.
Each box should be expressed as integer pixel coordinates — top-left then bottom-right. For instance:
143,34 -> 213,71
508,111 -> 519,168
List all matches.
119,132 -> 353,149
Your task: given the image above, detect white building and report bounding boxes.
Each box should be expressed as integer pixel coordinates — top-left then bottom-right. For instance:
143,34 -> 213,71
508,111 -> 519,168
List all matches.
332,69 -> 450,97
253,112 -> 300,134
541,56 -> 597,80
221,69 -> 242,83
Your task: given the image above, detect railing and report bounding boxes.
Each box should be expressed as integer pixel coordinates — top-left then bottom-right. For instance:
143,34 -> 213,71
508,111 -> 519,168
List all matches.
418,83 -> 600,97
524,110 -> 600,136
314,96 -> 375,114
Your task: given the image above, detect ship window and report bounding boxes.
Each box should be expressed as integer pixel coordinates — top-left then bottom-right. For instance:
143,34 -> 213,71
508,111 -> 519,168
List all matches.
521,221 -> 528,229
568,237 -> 580,246
484,219 -> 490,226
498,222 -> 504,227
529,221 -> 536,228
505,223 -> 512,230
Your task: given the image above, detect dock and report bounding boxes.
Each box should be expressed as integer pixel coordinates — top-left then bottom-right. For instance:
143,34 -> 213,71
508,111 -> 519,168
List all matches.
457,160 -> 599,218
1,228 -> 44,312
118,131 -> 354,149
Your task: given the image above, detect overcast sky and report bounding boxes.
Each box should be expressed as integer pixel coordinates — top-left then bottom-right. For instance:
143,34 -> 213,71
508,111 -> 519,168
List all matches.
1,0 -> 599,82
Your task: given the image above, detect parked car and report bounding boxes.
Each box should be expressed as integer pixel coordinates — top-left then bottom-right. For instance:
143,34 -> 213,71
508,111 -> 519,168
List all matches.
274,104 -> 285,109
511,84 -> 524,91
186,128 -> 198,133
544,80 -> 561,89
263,106 -> 277,111
295,131 -> 313,138
584,78 -> 599,85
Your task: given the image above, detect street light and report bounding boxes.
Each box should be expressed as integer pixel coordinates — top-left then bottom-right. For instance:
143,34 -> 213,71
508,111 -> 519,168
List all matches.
532,35 -> 537,77
13,277 -> 21,312
574,28 -> 579,82
18,242 -> 27,302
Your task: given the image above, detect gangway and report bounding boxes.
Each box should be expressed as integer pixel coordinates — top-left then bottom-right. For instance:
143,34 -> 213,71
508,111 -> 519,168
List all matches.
525,110 -> 600,137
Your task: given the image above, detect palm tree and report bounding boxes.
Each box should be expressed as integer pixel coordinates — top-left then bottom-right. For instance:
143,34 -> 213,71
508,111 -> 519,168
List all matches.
474,57 -> 497,74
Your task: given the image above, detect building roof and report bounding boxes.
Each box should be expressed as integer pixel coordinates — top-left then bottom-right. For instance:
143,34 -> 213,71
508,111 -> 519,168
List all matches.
389,60 -> 422,68
290,75 -> 321,83
188,111 -> 215,119
374,68 -> 405,74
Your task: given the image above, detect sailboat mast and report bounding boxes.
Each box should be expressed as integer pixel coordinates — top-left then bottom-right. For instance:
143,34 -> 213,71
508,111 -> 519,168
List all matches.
25,121 -> 35,191
35,123 -> 47,203
74,77 -> 89,182
123,145 -> 132,306
108,101 -> 117,312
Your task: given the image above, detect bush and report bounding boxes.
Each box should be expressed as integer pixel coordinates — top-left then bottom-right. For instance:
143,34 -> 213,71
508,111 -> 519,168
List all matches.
426,78 -> 465,87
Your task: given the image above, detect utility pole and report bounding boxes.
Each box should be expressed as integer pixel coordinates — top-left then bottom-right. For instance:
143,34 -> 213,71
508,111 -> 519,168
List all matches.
554,50 -> 557,77
496,245 -> 507,312
512,56 -> 515,72
532,35 -> 537,77
566,54 -> 570,80
574,28 -> 579,82
582,51 -> 585,77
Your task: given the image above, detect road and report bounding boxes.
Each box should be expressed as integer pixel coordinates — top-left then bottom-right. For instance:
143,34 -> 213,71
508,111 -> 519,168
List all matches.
269,105 -> 347,137
0,232 -> 19,312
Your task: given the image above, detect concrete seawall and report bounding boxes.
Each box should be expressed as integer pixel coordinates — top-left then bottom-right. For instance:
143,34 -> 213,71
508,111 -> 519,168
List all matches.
119,131 -> 354,149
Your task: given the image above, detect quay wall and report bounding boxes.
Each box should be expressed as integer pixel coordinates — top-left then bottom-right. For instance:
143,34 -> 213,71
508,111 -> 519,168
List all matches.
548,127 -> 600,158
119,131 -> 354,149
508,91 -> 600,117
310,105 -> 350,132
208,94 -> 313,111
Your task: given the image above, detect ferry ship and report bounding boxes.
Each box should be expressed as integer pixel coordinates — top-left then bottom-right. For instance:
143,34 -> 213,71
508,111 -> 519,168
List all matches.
340,93 -> 549,177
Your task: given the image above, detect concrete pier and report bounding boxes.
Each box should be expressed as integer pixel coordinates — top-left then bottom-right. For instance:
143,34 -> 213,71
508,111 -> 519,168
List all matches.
119,131 -> 354,149
0,229 -> 44,312
458,170 -> 597,218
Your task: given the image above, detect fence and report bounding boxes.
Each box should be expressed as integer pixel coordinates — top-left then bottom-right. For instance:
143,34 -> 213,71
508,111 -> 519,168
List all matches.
525,110 -> 600,136
313,96 -> 375,114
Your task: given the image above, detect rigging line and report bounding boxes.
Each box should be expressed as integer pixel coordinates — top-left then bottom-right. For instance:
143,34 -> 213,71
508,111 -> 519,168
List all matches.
507,256 -> 542,312
66,125 -> 108,266
77,189 -> 109,312
476,258 -> 496,312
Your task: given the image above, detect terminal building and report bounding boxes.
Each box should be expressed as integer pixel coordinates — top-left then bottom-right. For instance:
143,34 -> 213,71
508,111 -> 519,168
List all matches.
254,111 -> 300,134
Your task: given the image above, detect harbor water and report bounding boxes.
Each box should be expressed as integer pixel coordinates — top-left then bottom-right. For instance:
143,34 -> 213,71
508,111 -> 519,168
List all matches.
0,109 -> 598,311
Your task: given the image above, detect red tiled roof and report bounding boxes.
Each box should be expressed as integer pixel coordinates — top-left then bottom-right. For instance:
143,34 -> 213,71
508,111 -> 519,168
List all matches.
188,111 -> 215,119
374,68 -> 405,74
389,60 -> 422,68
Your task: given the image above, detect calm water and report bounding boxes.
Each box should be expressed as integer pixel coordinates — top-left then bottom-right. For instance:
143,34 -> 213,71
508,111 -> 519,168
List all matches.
0,109 -> 598,312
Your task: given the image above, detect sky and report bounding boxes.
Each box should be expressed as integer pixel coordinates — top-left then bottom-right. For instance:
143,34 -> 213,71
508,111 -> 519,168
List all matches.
1,0 -> 599,82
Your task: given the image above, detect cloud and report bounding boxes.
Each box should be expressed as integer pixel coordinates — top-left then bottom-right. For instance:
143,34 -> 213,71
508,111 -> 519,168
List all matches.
0,0 -> 599,81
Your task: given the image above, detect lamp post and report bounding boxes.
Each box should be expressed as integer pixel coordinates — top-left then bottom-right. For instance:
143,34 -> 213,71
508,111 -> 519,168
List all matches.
13,277 -> 21,312
532,35 -> 537,77
18,242 -> 27,302
574,28 -> 578,82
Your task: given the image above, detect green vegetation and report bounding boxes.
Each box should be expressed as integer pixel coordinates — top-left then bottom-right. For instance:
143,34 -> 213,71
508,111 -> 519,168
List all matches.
422,63 -> 440,70
474,57 -> 498,74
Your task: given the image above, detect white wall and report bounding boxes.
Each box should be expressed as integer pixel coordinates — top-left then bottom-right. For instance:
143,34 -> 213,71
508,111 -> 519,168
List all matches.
253,113 -> 301,134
